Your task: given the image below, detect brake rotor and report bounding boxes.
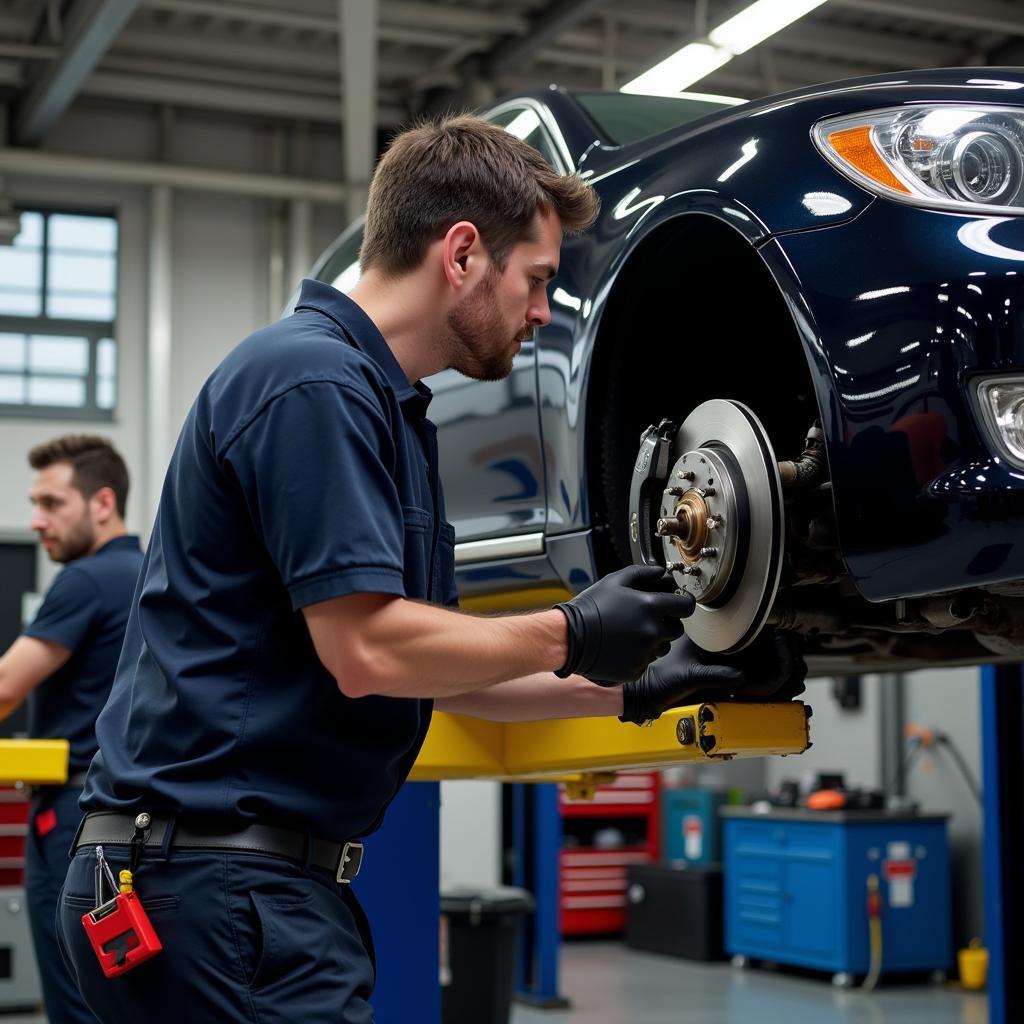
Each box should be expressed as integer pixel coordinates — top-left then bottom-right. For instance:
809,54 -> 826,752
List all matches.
629,400 -> 784,653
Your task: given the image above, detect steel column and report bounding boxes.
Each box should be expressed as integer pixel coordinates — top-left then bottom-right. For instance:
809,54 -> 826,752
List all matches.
980,665 -> 1023,1024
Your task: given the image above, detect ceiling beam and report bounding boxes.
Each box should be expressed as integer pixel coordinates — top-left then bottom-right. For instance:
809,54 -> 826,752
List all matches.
82,69 -> 406,125
381,1 -> 526,36
15,0 -> 144,142
486,0 -> 609,76
138,0 -> 528,39
114,28 -> 344,75
773,21 -> 964,69
832,0 -> 1024,37
140,0 -> 475,50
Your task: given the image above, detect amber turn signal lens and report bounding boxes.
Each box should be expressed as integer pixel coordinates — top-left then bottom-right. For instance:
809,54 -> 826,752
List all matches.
826,125 -> 911,194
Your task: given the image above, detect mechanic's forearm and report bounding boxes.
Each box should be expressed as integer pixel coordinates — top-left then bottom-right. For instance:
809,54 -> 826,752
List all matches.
435,672 -> 625,722
318,597 -> 568,699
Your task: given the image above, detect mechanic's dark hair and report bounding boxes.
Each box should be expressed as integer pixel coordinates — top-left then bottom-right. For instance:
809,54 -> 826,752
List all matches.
360,113 -> 599,276
28,435 -> 129,518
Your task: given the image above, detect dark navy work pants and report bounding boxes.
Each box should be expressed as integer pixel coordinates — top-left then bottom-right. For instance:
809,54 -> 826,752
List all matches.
25,789 -> 98,1024
57,842 -> 376,1024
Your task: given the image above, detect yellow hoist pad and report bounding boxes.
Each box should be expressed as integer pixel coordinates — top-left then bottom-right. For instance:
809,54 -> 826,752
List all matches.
0,739 -> 70,785
410,702 -> 810,782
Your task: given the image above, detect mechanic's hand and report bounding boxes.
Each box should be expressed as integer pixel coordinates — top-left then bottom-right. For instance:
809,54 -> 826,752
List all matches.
554,565 -> 696,686
619,631 -> 807,725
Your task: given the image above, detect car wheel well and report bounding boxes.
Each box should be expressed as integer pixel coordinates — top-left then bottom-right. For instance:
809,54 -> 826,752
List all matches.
586,213 -> 821,575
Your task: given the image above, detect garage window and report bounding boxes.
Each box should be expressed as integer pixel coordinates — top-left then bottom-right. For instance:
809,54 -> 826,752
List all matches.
0,210 -> 118,419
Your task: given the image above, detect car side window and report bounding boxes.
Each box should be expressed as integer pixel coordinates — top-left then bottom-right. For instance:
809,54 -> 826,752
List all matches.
488,106 -> 563,170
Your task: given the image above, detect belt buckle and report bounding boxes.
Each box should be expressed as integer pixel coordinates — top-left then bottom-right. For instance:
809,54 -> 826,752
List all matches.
336,841 -> 363,884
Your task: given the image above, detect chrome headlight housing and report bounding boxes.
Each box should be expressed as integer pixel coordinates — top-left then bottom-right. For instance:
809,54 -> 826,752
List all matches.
976,376 -> 1024,469
814,105 -> 1024,215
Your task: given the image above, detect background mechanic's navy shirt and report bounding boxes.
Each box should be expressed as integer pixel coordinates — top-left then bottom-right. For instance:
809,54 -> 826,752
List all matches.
22,535 -> 143,772
83,280 -> 457,842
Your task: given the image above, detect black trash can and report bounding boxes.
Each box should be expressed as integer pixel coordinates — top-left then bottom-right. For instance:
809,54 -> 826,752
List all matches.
440,886 -> 534,1024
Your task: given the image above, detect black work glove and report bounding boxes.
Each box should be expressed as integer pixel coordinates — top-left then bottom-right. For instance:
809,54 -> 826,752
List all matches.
554,565 -> 696,686
619,631 -> 807,725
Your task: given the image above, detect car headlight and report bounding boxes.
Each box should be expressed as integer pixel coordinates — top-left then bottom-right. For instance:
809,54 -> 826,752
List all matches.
814,105 -> 1024,214
976,376 -> 1024,468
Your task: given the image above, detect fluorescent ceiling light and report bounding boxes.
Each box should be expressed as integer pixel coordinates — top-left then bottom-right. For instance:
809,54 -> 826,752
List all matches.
676,90 -> 748,106
621,43 -> 732,96
621,0 -> 831,96
710,0 -> 831,55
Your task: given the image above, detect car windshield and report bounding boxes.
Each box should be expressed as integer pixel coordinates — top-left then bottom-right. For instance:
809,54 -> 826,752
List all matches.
574,92 -> 743,146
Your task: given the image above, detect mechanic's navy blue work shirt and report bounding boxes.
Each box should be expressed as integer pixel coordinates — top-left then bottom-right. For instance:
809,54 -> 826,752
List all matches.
83,280 -> 457,842
22,535 -> 143,772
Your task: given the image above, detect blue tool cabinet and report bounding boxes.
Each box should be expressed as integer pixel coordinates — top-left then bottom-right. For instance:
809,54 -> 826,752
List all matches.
722,809 -> 951,980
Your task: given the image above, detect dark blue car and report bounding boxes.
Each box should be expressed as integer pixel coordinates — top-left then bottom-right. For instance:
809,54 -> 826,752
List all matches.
309,69 -> 1024,673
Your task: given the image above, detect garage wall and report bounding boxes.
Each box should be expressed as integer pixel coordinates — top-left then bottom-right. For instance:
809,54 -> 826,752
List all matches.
766,674 -> 884,792
903,667 -> 984,947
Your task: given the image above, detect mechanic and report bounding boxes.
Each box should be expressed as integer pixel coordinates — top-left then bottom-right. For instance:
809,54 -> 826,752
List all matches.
57,115 -> 804,1024
0,436 -> 141,1024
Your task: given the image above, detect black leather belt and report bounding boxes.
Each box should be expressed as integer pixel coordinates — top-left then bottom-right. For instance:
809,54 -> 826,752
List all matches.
73,811 -> 364,884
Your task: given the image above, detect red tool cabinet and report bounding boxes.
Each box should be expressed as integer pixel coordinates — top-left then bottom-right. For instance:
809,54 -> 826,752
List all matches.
559,772 -> 660,936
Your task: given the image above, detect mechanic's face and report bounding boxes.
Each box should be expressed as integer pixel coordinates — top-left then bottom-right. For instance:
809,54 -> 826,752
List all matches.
29,463 -> 97,563
447,206 -> 561,381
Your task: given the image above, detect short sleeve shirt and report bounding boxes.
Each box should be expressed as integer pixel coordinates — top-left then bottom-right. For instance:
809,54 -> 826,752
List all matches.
83,280 -> 457,842
22,535 -> 144,771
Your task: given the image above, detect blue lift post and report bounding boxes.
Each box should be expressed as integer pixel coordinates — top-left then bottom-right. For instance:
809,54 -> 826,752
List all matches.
512,782 -> 570,1008
357,781 -> 441,1024
980,665 -> 1023,1024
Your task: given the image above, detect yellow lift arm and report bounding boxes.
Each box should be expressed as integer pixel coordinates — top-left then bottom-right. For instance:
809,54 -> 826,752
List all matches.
409,701 -> 811,783
0,739 -> 69,786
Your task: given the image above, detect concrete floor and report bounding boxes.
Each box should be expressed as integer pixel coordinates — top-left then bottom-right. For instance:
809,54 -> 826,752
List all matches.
4,941 -> 987,1023
511,942 -> 988,1024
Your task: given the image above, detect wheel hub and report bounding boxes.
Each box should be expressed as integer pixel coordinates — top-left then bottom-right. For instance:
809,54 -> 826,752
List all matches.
628,400 -> 785,653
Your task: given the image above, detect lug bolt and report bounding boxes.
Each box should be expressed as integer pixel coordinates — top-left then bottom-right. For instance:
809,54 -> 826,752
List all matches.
706,515 -> 723,530
696,487 -> 715,498
666,561 -> 687,573
677,470 -> 695,481
681,565 -> 702,576
699,547 -> 717,559
667,485 -> 687,498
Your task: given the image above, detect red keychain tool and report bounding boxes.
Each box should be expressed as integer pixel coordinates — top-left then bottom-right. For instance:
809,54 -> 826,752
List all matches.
81,845 -> 163,978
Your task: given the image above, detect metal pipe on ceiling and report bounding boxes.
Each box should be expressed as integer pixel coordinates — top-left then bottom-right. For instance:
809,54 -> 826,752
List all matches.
0,147 -> 346,203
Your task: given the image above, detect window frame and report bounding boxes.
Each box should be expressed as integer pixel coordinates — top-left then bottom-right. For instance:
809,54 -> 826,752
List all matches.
0,206 -> 119,421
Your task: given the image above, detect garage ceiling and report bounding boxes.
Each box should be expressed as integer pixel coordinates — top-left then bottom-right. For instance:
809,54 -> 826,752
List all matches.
0,0 -> 1023,144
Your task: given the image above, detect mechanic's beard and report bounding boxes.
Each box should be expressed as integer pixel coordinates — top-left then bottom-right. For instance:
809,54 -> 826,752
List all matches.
51,514 -> 95,564
446,271 -> 519,382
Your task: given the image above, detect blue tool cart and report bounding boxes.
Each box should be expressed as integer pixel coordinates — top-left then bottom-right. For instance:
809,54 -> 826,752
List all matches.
722,808 -> 951,986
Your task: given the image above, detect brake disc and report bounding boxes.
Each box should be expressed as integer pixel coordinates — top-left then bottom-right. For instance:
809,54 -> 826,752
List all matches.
628,400 -> 784,653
